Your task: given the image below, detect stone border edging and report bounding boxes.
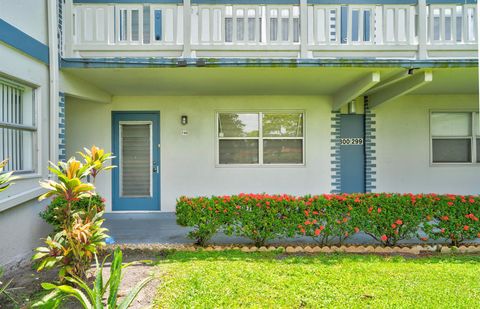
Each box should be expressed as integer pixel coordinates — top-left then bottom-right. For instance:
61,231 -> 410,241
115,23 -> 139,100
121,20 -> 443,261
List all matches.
105,244 -> 480,255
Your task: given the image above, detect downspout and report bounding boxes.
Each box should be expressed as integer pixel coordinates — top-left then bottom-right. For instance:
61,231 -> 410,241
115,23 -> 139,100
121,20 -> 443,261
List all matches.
47,0 -> 59,176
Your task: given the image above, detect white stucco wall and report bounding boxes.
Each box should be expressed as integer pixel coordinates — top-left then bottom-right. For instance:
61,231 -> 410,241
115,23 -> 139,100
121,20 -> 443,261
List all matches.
375,94 -> 480,194
0,0 -> 51,267
0,0 -> 48,44
0,199 -> 50,271
66,96 -> 333,212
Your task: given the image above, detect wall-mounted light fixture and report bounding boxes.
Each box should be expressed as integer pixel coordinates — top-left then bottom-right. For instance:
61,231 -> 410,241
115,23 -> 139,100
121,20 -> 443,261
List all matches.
181,115 -> 188,125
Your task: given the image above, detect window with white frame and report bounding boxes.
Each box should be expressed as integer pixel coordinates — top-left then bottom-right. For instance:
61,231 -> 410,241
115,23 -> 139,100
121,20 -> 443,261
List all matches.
217,112 -> 304,165
0,78 -> 36,173
431,112 -> 479,163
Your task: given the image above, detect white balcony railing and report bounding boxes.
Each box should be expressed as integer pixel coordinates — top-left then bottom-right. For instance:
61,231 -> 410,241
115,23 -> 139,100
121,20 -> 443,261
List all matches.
65,1 -> 478,59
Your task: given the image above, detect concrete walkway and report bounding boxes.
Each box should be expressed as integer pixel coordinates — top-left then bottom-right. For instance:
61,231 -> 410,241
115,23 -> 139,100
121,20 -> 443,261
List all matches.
104,213 -> 480,246
104,212 -> 384,245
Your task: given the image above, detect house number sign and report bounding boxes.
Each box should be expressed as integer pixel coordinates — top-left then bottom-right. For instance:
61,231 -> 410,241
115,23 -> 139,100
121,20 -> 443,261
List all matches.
340,138 -> 364,145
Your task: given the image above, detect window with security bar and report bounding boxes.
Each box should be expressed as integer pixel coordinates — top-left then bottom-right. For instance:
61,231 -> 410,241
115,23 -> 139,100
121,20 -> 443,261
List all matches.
0,78 -> 36,173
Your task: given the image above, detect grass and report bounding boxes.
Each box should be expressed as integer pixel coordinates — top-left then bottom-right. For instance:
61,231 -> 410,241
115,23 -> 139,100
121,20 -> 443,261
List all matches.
153,251 -> 480,309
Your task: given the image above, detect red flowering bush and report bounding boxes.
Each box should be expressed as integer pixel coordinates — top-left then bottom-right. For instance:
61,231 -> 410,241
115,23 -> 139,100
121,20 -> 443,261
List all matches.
229,194 -> 299,246
176,193 -> 480,247
423,194 -> 480,246
299,194 -> 360,245
176,196 -> 233,246
354,193 -> 435,246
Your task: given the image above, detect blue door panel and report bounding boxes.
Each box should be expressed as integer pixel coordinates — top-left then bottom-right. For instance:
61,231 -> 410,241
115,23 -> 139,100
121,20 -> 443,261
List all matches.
340,114 -> 365,193
112,112 -> 160,211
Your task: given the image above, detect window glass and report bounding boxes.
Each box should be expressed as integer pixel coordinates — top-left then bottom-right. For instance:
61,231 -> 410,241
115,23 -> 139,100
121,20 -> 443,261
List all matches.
477,138 -> 480,162
433,8 -> 441,40
363,10 -> 371,42
218,112 -> 304,165
248,17 -> 256,41
432,139 -> 471,163
476,112 -> 480,136
218,113 -> 259,137
263,140 -> 303,164
263,113 -> 303,137
444,9 -> 452,41
281,18 -> 289,41
237,17 -> 245,41
293,18 -> 300,43
219,140 -> 259,164
351,10 -> 359,42
0,80 -> 35,172
225,18 -> 233,42
131,10 -> 140,41
431,112 -> 471,136
119,9 -> 128,41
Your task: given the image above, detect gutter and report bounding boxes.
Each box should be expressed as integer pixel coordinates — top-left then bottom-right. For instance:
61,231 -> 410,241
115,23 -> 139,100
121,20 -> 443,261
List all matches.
60,57 -> 479,69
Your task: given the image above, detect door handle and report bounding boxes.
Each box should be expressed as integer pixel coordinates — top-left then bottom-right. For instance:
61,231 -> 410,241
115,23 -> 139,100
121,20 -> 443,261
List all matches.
153,161 -> 159,173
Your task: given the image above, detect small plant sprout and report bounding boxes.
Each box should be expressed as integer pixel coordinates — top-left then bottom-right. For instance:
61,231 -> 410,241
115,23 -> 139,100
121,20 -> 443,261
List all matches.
78,145 -> 115,184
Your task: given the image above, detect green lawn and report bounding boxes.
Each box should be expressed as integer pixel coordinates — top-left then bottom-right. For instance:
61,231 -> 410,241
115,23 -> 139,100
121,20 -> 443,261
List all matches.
154,251 -> 480,309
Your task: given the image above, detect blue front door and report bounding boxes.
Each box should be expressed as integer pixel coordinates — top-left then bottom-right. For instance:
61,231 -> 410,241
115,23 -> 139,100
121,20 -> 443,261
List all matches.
112,112 -> 160,211
340,114 -> 365,193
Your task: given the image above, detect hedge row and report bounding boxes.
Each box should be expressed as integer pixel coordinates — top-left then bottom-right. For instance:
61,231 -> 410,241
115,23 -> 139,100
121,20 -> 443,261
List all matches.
176,193 -> 480,247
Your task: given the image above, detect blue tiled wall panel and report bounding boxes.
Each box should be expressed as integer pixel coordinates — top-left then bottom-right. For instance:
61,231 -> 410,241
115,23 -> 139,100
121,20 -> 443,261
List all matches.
330,111 -> 341,194
59,92 -> 66,161
364,100 -> 376,193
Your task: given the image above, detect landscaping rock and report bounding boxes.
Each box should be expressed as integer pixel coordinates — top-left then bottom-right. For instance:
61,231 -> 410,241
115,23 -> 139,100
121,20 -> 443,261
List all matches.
303,246 -> 313,253
294,246 -> 303,253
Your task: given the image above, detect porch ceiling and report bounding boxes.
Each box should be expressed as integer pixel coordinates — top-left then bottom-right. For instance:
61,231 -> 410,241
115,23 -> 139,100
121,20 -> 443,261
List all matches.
62,67 -> 478,97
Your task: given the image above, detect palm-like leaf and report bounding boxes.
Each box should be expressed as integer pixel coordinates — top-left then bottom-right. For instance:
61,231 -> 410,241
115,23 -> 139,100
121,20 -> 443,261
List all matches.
0,159 -> 17,192
78,146 -> 116,180
38,159 -> 94,202
35,248 -> 152,309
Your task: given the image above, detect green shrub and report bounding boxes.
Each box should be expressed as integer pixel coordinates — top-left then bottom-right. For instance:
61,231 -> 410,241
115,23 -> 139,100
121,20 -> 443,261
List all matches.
176,196 -> 233,246
300,194 -> 360,245
230,194 -> 299,247
176,193 -> 480,247
351,193 -> 435,246
423,194 -> 480,246
39,194 -> 105,231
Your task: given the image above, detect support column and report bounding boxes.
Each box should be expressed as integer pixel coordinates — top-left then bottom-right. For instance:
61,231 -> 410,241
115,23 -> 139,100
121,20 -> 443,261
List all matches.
418,0 -> 427,59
